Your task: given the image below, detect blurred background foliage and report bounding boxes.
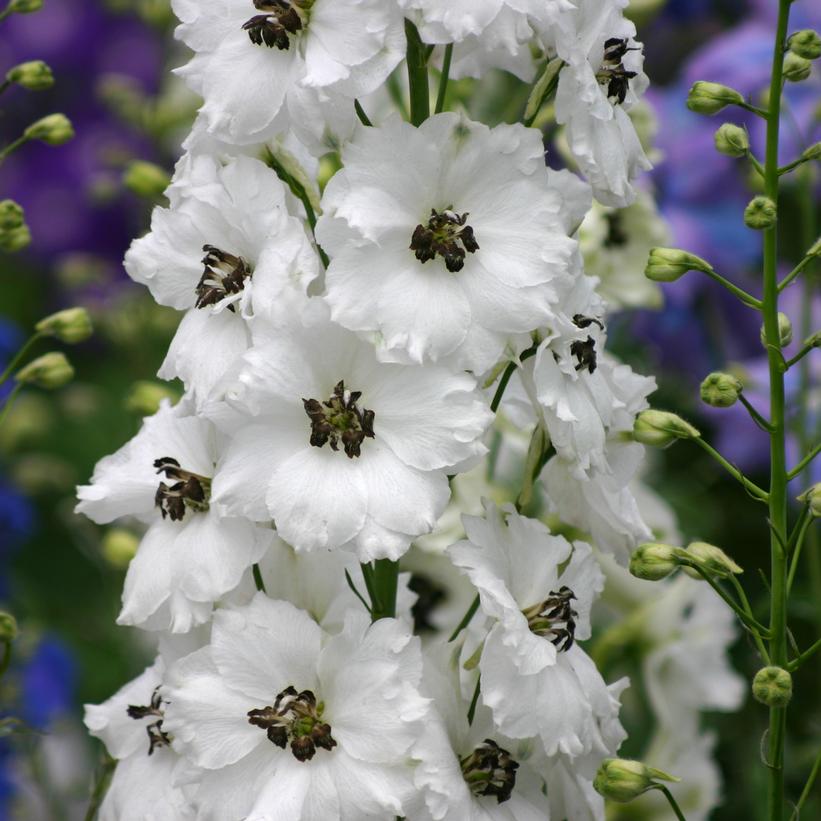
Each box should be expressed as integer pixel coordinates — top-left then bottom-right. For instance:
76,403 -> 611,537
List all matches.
0,0 -> 818,818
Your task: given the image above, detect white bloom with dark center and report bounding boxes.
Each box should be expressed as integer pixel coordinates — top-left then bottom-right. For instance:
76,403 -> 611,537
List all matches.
448,501 -> 628,758
124,155 -> 318,410
163,594 -> 429,821
209,309 -> 492,560
171,0 -> 404,145
76,401 -> 273,632
316,113 -> 577,372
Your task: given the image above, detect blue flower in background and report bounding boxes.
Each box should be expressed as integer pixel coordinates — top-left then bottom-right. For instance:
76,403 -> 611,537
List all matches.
19,637 -> 77,731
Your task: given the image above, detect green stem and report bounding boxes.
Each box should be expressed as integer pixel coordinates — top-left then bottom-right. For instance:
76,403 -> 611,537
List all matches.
789,746 -> 821,820
369,559 -> 398,621
788,635 -> 821,671
490,346 -> 538,413
786,511 -> 812,595
404,19 -> 430,126
0,133 -> 29,163
748,151 -> 766,179
0,383 -> 23,427
777,155 -> 814,176
729,574 -> 772,663
738,101 -> 770,119
252,563 -> 266,593
787,442 -> 820,480
0,641 -> 10,679
784,339 -> 817,370
777,253 -> 815,292
84,753 -> 116,821
449,594 -> 479,642
354,99 -> 372,127
701,266 -> 762,309
655,785 -> 688,821
692,437 -> 770,502
0,332 -> 42,385
434,44 -> 453,115
739,393 -> 774,433
0,79 -> 11,96
466,675 -> 481,725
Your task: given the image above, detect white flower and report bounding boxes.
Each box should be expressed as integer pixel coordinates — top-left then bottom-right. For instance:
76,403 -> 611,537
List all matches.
448,502 -> 628,758
163,594 -> 429,821
172,0 -> 404,145
76,401 -> 273,632
210,309 -> 492,560
124,155 -> 318,409
316,113 -> 577,372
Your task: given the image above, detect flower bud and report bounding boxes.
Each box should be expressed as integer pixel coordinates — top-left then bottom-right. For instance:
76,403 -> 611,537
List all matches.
681,541 -> 743,579
102,528 -> 139,569
686,81 -> 745,115
124,381 -> 177,416
714,123 -> 749,157
783,52 -> 812,83
629,542 -> 682,581
593,758 -> 679,803
788,30 -> 821,60
15,352 -> 74,389
24,113 -> 74,146
0,612 -> 18,643
8,0 -> 42,13
633,409 -> 700,448
0,223 -> 31,253
6,60 -> 54,91
752,666 -> 792,707
810,236 -> 821,257
744,196 -> 777,230
35,307 -> 93,344
700,371 -> 743,408
798,483 -> 821,517
0,199 -> 24,231
645,247 -> 713,282
760,312 -> 793,348
123,161 -> 170,200
801,142 -> 821,163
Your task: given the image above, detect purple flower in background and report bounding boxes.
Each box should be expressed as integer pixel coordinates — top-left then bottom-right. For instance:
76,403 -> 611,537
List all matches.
20,637 -> 77,731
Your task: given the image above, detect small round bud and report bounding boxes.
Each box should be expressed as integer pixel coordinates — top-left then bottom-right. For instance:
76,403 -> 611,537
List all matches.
593,759 -> 679,804
633,409 -> 700,448
8,0 -> 42,13
6,60 -> 54,91
744,196 -> 777,230
686,81 -> 745,115
24,113 -> 74,146
123,161 -> 170,200
102,528 -> 139,569
0,223 -> 31,253
760,312 -> 793,349
798,483 -> 821,517
681,541 -> 743,580
783,52 -> 812,83
629,542 -> 682,581
714,123 -> 749,157
788,30 -> 821,60
752,666 -> 792,707
35,307 -> 93,344
645,247 -> 713,282
0,611 -> 18,643
0,200 -> 24,231
700,371 -> 743,408
124,381 -> 178,416
15,352 -> 74,390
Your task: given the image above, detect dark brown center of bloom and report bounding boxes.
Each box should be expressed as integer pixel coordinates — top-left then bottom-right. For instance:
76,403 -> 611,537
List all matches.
195,245 -> 252,312
596,37 -> 640,105
460,739 -> 519,803
303,380 -> 375,459
153,457 -> 211,521
570,314 -> 604,374
410,208 -> 479,273
248,686 -> 337,762
127,686 -> 171,756
603,212 -> 628,247
242,1 -> 305,50
522,585 -> 578,652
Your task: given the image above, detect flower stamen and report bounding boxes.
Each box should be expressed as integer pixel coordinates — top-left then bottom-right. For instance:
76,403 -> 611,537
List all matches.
127,686 -> 171,755
596,37 -> 640,105
459,739 -> 519,803
195,245 -> 252,311
153,457 -> 211,521
570,314 -> 604,374
522,585 -> 578,651
302,380 -> 375,459
242,1 -> 304,50
410,208 -> 479,273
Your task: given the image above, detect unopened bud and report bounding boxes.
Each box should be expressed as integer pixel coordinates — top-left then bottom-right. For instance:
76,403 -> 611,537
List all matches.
0,200 -> 24,231
123,161 -> 170,200
8,0 -> 42,13
35,307 -> 93,344
687,81 -> 745,115
633,409 -> 700,448
102,528 -> 139,569
24,113 -> 74,146
0,223 -> 31,252
681,541 -> 743,579
6,60 -> 54,91
760,312 -> 793,349
714,123 -> 749,157
809,236 -> 821,257
744,196 -> 777,230
629,542 -> 681,581
788,30 -> 821,60
0,612 -> 18,643
801,142 -> 821,163
15,352 -> 74,389
124,381 -> 177,416
798,483 -> 821,517
593,758 -> 679,803
783,52 -> 812,83
700,371 -> 743,408
645,247 -> 712,282
752,666 -> 792,707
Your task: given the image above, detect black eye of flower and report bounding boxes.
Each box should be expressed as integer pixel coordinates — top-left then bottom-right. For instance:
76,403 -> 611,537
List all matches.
153,457 -> 211,521
410,208 -> 480,273
460,739 -> 520,803
195,245 -> 253,312
127,686 -> 171,756
303,380 -> 375,459
242,1 -> 304,50
597,37 -> 641,105
522,586 -> 578,651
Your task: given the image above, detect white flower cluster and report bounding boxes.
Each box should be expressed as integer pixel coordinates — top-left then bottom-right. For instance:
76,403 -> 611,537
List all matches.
75,2 -> 700,819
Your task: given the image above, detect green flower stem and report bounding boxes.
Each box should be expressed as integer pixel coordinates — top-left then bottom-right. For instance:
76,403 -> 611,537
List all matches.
786,441 -> 820,481
252,563 -> 266,593
0,332 -> 41,385
729,574 -> 771,663
786,510 -> 814,595
449,593 -> 480,642
784,339 -> 817,370
434,44 -> 453,115
0,79 -> 12,96
371,558 -> 398,620
692,437 -> 769,502
738,100 -> 769,119
748,151 -> 765,179
0,133 -> 29,163
84,754 -> 117,821
466,675 -> 481,725
404,19 -> 430,127
777,155 -> 815,177
654,785 -> 688,821
788,635 -> 821,672
0,383 -> 23,427
354,99 -> 372,127
778,253 -> 816,293
701,266 -> 762,309
490,345 -> 538,413
789,746 -> 821,821
738,393 -> 774,433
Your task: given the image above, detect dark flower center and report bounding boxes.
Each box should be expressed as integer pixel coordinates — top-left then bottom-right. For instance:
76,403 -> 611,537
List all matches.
570,314 -> 604,374
303,380 -> 375,459
408,572 -> 449,634
603,212 -> 628,247
460,739 -> 519,803
596,37 -> 640,105
522,585 -> 578,651
195,245 -> 253,312
153,457 -> 211,521
242,1 -> 307,50
248,686 -> 337,762
127,686 -> 171,756
410,208 -> 479,273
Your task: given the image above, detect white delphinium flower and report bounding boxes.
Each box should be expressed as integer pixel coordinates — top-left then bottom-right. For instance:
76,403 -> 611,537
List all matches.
316,113 -> 577,372
171,0 -> 404,146
124,155 -> 318,410
210,307 -> 492,560
449,501 -> 628,758
163,594 -> 429,820
76,401 -> 273,632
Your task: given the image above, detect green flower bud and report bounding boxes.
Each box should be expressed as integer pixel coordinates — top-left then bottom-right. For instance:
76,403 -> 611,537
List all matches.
0,199 -> 24,231
124,381 -> 178,416
681,541 -> 743,579
8,0 -> 42,13
788,30 -> 821,60
24,113 -> 74,146
714,123 -> 749,157
35,307 -> 93,344
801,142 -> 821,162
645,247 -> 713,282
752,666 -> 792,707
629,542 -> 682,581
744,196 -> 777,230
760,312 -> 793,349
102,528 -> 139,569
15,352 -> 74,390
0,612 -> 18,643
0,223 -> 31,253
798,483 -> 821,517
593,758 -> 680,803
700,371 -> 743,408
783,52 -> 812,83
686,81 -> 745,115
6,60 -> 54,91
633,409 -> 700,448
123,160 -> 170,200
809,236 -> 821,257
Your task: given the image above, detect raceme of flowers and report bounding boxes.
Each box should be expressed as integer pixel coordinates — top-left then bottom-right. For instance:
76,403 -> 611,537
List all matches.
77,2 -> 739,819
